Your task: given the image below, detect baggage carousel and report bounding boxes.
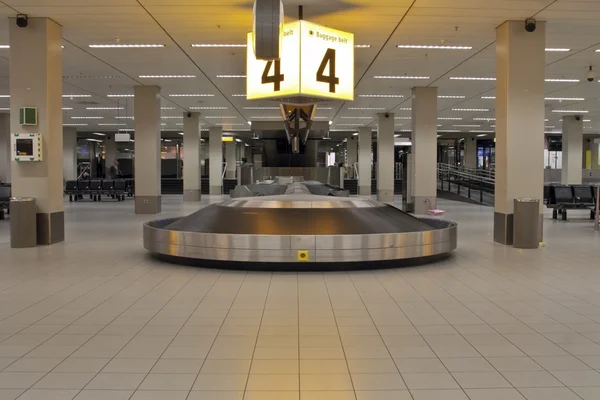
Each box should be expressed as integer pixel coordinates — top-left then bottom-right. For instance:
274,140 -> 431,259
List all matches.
143,182 -> 457,270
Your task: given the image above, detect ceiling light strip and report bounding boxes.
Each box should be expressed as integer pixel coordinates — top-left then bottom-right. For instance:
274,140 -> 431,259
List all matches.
397,44 -> 472,50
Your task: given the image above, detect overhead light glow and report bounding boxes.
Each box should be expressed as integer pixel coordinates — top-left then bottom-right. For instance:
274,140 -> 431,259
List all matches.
232,94 -> 246,97
86,138 -> 103,142
452,108 -> 489,112
243,107 -> 279,110
204,116 -> 238,119
348,107 -> 386,110
62,107 -> 73,110
63,75 -> 121,79
481,96 -> 496,99
438,117 -> 463,120
250,116 -> 281,119
454,124 -> 481,127
450,77 -> 495,81
438,95 -> 466,99
107,94 -> 134,98
86,107 -> 124,110
358,94 -> 404,98
476,134 -> 489,137
140,75 -> 196,79
92,132 -> 106,136
552,109 -> 589,113
546,78 -> 580,82
191,44 -> 246,48
374,76 -> 430,80
90,44 -> 165,48
63,123 -> 88,126
115,116 -> 134,119
545,97 -> 585,101
190,107 -> 228,110
397,44 -> 472,50
161,116 -> 184,119
216,75 -> 246,78
473,117 -> 496,121
341,117 -> 373,119
169,93 -> 214,97
161,107 -> 176,110
71,116 -> 104,119
395,117 -> 411,120
63,94 -> 91,98
470,130 -> 495,133
354,44 -> 371,48
546,48 -> 571,52
98,123 -> 126,126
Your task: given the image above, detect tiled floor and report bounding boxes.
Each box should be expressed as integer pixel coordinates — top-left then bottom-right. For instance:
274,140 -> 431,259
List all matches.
0,195 -> 599,400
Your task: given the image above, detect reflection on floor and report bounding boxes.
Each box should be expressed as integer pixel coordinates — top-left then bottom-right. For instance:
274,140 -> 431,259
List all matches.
0,195 -> 599,400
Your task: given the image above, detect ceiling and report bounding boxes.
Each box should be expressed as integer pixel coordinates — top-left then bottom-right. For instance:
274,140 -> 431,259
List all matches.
1,0 -> 600,142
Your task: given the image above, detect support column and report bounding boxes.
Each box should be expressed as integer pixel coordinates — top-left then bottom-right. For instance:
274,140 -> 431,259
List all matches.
346,135 -> 358,178
592,138 -> 600,169
10,17 -> 63,245
561,115 -> 583,184
358,127 -> 371,196
225,141 -> 236,179
0,114 -> 10,183
377,113 -> 394,203
104,134 -> 116,178
494,20 -> 546,245
63,127 -> 77,181
209,126 -> 223,194
134,85 -> 161,214
464,134 -> 478,168
411,87 -> 438,214
183,112 -> 201,201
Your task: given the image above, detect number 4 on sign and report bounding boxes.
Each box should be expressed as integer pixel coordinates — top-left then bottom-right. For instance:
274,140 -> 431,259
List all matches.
317,48 -> 339,93
261,60 -> 285,91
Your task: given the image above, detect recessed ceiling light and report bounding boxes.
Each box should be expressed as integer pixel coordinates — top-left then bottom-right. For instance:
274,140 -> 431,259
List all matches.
439,129 -> 461,132
90,44 -> 165,48
140,75 -> 196,79
335,123 -> 364,126
397,108 -> 411,111
161,107 -> 176,110
63,75 -> 121,79
243,107 -> 279,110
115,116 -> 134,119
216,75 -> 246,78
86,107 -> 124,110
545,97 -> 585,101
176,123 -> 184,126
395,117 -> 411,120
204,116 -> 238,119
354,44 -> 371,48
358,94 -> 404,98
450,77 -> 495,81
374,76 -> 429,79
190,107 -> 228,110
348,107 -> 386,110
546,48 -> 571,52
546,78 -> 580,82
397,44 -> 472,50
63,123 -> 88,126
473,117 -> 496,121
215,123 -> 246,126
438,117 -> 463,120
0,45 -> 9,49
71,116 -> 104,119
63,94 -> 91,98
178,132 -> 184,135
454,124 -> 481,127
452,108 -> 489,112
161,116 -> 184,119
191,44 -> 246,48
341,117 -> 373,119
232,94 -> 246,97
169,93 -> 214,97
119,128 -> 135,132
476,134 -> 489,137
481,96 -> 496,99
107,94 -> 134,98
98,123 -> 126,126
584,119 -> 591,122
552,109 -> 589,113
62,107 -> 73,110
470,130 -> 495,133
438,95 -> 466,99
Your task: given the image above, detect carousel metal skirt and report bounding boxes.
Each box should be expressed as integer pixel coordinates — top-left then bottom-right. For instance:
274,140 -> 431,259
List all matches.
143,186 -> 457,270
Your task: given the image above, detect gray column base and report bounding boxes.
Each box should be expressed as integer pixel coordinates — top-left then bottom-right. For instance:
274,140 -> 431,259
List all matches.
37,211 -> 65,246
209,186 -> 222,195
183,189 -> 201,202
494,212 -> 514,245
359,186 -> 372,197
377,189 -> 394,203
135,196 -> 162,214
413,196 -> 437,215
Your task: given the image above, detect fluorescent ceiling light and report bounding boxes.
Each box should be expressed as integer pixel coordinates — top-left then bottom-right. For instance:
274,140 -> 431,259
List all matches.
545,126 -> 555,128
62,107 -> 73,110
584,119 -> 591,122
161,116 -> 183,119
439,129 -> 461,132
243,107 -> 279,110
71,116 -> 103,119
176,123 -> 184,126
90,44 -> 165,48
215,123 -> 246,126
473,117 -> 496,121
354,44 -> 371,48
352,132 -> 359,136
169,93 -> 214,97
0,95 -> 10,98
450,77 -> 495,81
374,75 -> 429,79
107,94 -> 134,98
191,44 -> 246,48
119,128 -> 135,132
250,116 -> 280,119
86,138 -> 103,142
216,75 -> 246,78
395,117 -> 411,120
546,48 -> 570,52
63,123 -> 88,126
552,109 -> 588,113
546,78 -> 580,82
204,116 -> 237,119
140,75 -> 196,79
161,107 -> 176,110
178,132 -> 184,135
341,117 -> 373,119
476,134 -> 489,137
438,117 -> 462,120
190,107 -> 228,110
545,97 -> 585,101
63,94 -> 91,98
454,124 -> 481,127
86,107 -> 124,110
397,108 -> 411,111
98,123 -> 126,126
348,107 -> 386,110
115,116 -> 134,119
397,44 -> 472,50
470,130 -> 495,133
0,45 -> 9,49
63,75 -> 121,79
452,108 -> 489,112
438,95 -> 466,99
335,123 -> 363,126
92,132 -> 105,136
358,94 -> 404,98
231,94 -> 246,97
481,96 -> 496,99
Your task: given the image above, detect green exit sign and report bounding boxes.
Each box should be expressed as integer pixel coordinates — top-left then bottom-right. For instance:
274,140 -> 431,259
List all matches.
19,107 -> 37,126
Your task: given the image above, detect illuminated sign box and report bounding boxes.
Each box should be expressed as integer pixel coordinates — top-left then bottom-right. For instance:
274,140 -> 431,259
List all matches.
247,20 -> 354,103
12,133 -> 42,162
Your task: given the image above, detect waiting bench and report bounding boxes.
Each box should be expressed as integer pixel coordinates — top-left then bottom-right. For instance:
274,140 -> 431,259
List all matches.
547,184 -> 597,221
64,179 -> 129,202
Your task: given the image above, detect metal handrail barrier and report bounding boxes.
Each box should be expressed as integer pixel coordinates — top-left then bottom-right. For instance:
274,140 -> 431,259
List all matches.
222,162 -> 227,179
438,163 -> 495,204
354,164 -> 359,180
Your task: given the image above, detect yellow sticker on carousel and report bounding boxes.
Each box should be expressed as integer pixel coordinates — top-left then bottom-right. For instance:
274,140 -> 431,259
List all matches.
297,250 -> 309,262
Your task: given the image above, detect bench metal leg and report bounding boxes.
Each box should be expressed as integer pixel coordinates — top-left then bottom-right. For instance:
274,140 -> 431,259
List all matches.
562,210 -> 567,221
591,210 -> 595,220
552,209 -> 557,220
0,209 -> 4,220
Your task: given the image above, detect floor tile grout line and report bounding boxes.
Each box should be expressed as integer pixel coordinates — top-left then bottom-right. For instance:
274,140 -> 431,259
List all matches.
184,272 -> 249,400
382,268 -> 585,399
9,267 -> 180,397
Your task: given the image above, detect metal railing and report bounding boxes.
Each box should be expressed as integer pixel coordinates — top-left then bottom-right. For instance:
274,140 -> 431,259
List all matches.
438,163 -> 495,205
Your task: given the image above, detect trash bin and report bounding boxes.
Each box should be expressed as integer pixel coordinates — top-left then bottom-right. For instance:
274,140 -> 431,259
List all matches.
10,197 -> 37,248
513,198 -> 540,249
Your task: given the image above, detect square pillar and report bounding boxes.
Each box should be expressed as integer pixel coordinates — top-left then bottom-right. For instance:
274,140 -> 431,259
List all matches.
183,112 -> 201,201
225,141 -> 236,179
134,85 -> 161,214
464,135 -> 478,169
346,135 -> 358,178
561,115 -> 583,184
104,134 -> 116,178
411,87 -> 438,214
377,113 -> 394,203
494,20 -> 546,245
63,127 -> 78,181
0,114 -> 10,183
357,127 -> 372,196
592,138 -> 600,169
10,17 -> 64,245
209,126 -> 223,195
